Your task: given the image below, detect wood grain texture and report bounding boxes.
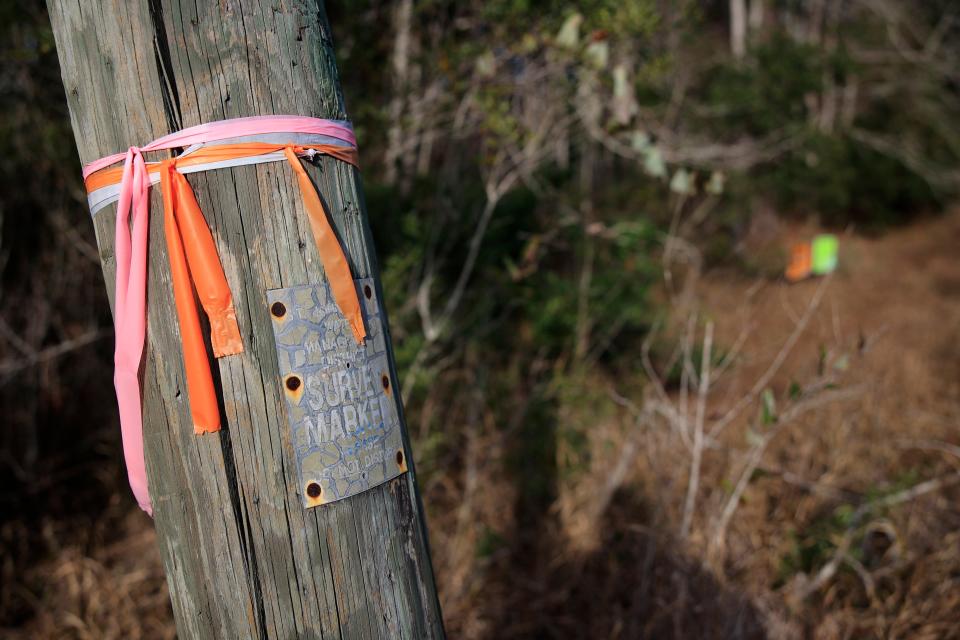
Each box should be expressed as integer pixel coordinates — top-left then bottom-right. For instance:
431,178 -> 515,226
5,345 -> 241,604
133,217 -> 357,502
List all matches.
46,1 -> 444,638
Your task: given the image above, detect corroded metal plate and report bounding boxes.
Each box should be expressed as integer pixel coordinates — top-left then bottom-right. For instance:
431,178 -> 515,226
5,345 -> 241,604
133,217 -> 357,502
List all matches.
267,279 -> 408,508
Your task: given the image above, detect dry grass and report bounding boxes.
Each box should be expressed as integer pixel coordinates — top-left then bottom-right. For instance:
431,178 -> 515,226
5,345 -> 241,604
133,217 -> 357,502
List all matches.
3,213 -> 960,639
431,210 -> 960,638
1,504 -> 171,639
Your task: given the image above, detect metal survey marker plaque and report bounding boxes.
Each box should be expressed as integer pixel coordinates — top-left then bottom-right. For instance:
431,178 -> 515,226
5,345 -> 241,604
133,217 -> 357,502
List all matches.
267,278 -> 408,508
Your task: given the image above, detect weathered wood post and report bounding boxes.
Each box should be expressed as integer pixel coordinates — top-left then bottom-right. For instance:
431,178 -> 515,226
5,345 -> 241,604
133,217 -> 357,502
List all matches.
46,1 -> 445,638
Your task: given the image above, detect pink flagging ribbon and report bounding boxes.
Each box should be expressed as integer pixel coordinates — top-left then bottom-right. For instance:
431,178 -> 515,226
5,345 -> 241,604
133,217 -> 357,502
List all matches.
95,116 -> 358,516
113,147 -> 152,514
83,116 -> 356,179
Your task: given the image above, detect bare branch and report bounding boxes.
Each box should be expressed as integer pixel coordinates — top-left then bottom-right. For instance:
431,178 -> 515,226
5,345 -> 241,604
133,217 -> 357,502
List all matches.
0,328 -> 109,382
680,321 -> 713,538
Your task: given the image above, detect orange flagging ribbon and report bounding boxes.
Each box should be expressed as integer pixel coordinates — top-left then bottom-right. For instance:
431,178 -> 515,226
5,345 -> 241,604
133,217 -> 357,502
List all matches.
283,146 -> 365,342
159,159 -> 240,433
786,242 -> 813,283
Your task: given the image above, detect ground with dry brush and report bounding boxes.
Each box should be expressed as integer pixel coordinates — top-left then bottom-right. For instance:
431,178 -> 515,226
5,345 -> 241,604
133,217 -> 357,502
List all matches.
3,212 -> 960,639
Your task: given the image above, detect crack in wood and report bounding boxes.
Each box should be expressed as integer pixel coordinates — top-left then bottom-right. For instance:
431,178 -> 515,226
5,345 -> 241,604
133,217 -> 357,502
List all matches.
147,0 -> 183,131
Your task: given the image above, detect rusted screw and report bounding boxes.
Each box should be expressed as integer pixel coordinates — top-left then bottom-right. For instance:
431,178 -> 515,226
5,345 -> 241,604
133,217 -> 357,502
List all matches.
381,374 -> 390,391
363,284 -> 372,299
286,376 -> 302,391
396,450 -> 404,466
271,301 -> 286,318
306,482 -> 322,498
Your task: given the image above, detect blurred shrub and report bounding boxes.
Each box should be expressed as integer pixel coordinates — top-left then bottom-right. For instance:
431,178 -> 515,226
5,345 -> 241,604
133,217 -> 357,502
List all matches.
703,35 -> 825,137
762,133 -> 940,229
695,30 -> 952,230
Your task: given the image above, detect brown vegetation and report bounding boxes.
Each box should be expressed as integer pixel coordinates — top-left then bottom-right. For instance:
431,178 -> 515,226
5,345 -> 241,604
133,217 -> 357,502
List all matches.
6,211 -> 959,639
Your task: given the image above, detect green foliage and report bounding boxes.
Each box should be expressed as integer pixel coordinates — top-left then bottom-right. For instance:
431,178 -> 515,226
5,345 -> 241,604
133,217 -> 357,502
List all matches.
518,218 -> 658,359
475,526 -> 506,560
776,503 -> 856,586
864,468 -> 922,503
693,29 -> 951,229
760,388 -> 777,426
762,133 -> 941,229
703,35 -> 824,137
777,470 -> 928,586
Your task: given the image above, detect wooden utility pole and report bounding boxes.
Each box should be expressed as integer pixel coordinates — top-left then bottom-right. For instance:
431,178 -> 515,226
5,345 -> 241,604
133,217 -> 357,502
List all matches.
46,1 -> 445,638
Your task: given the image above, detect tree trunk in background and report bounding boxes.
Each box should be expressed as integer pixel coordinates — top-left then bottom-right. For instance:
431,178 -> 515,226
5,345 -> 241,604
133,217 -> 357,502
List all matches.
45,1 -> 445,638
385,0 -> 413,187
749,0 -> 765,33
817,0 -> 843,133
730,0 -> 747,59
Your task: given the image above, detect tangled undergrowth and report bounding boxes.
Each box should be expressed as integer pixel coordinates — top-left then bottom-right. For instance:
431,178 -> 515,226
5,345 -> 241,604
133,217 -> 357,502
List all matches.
10,212 -> 960,639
